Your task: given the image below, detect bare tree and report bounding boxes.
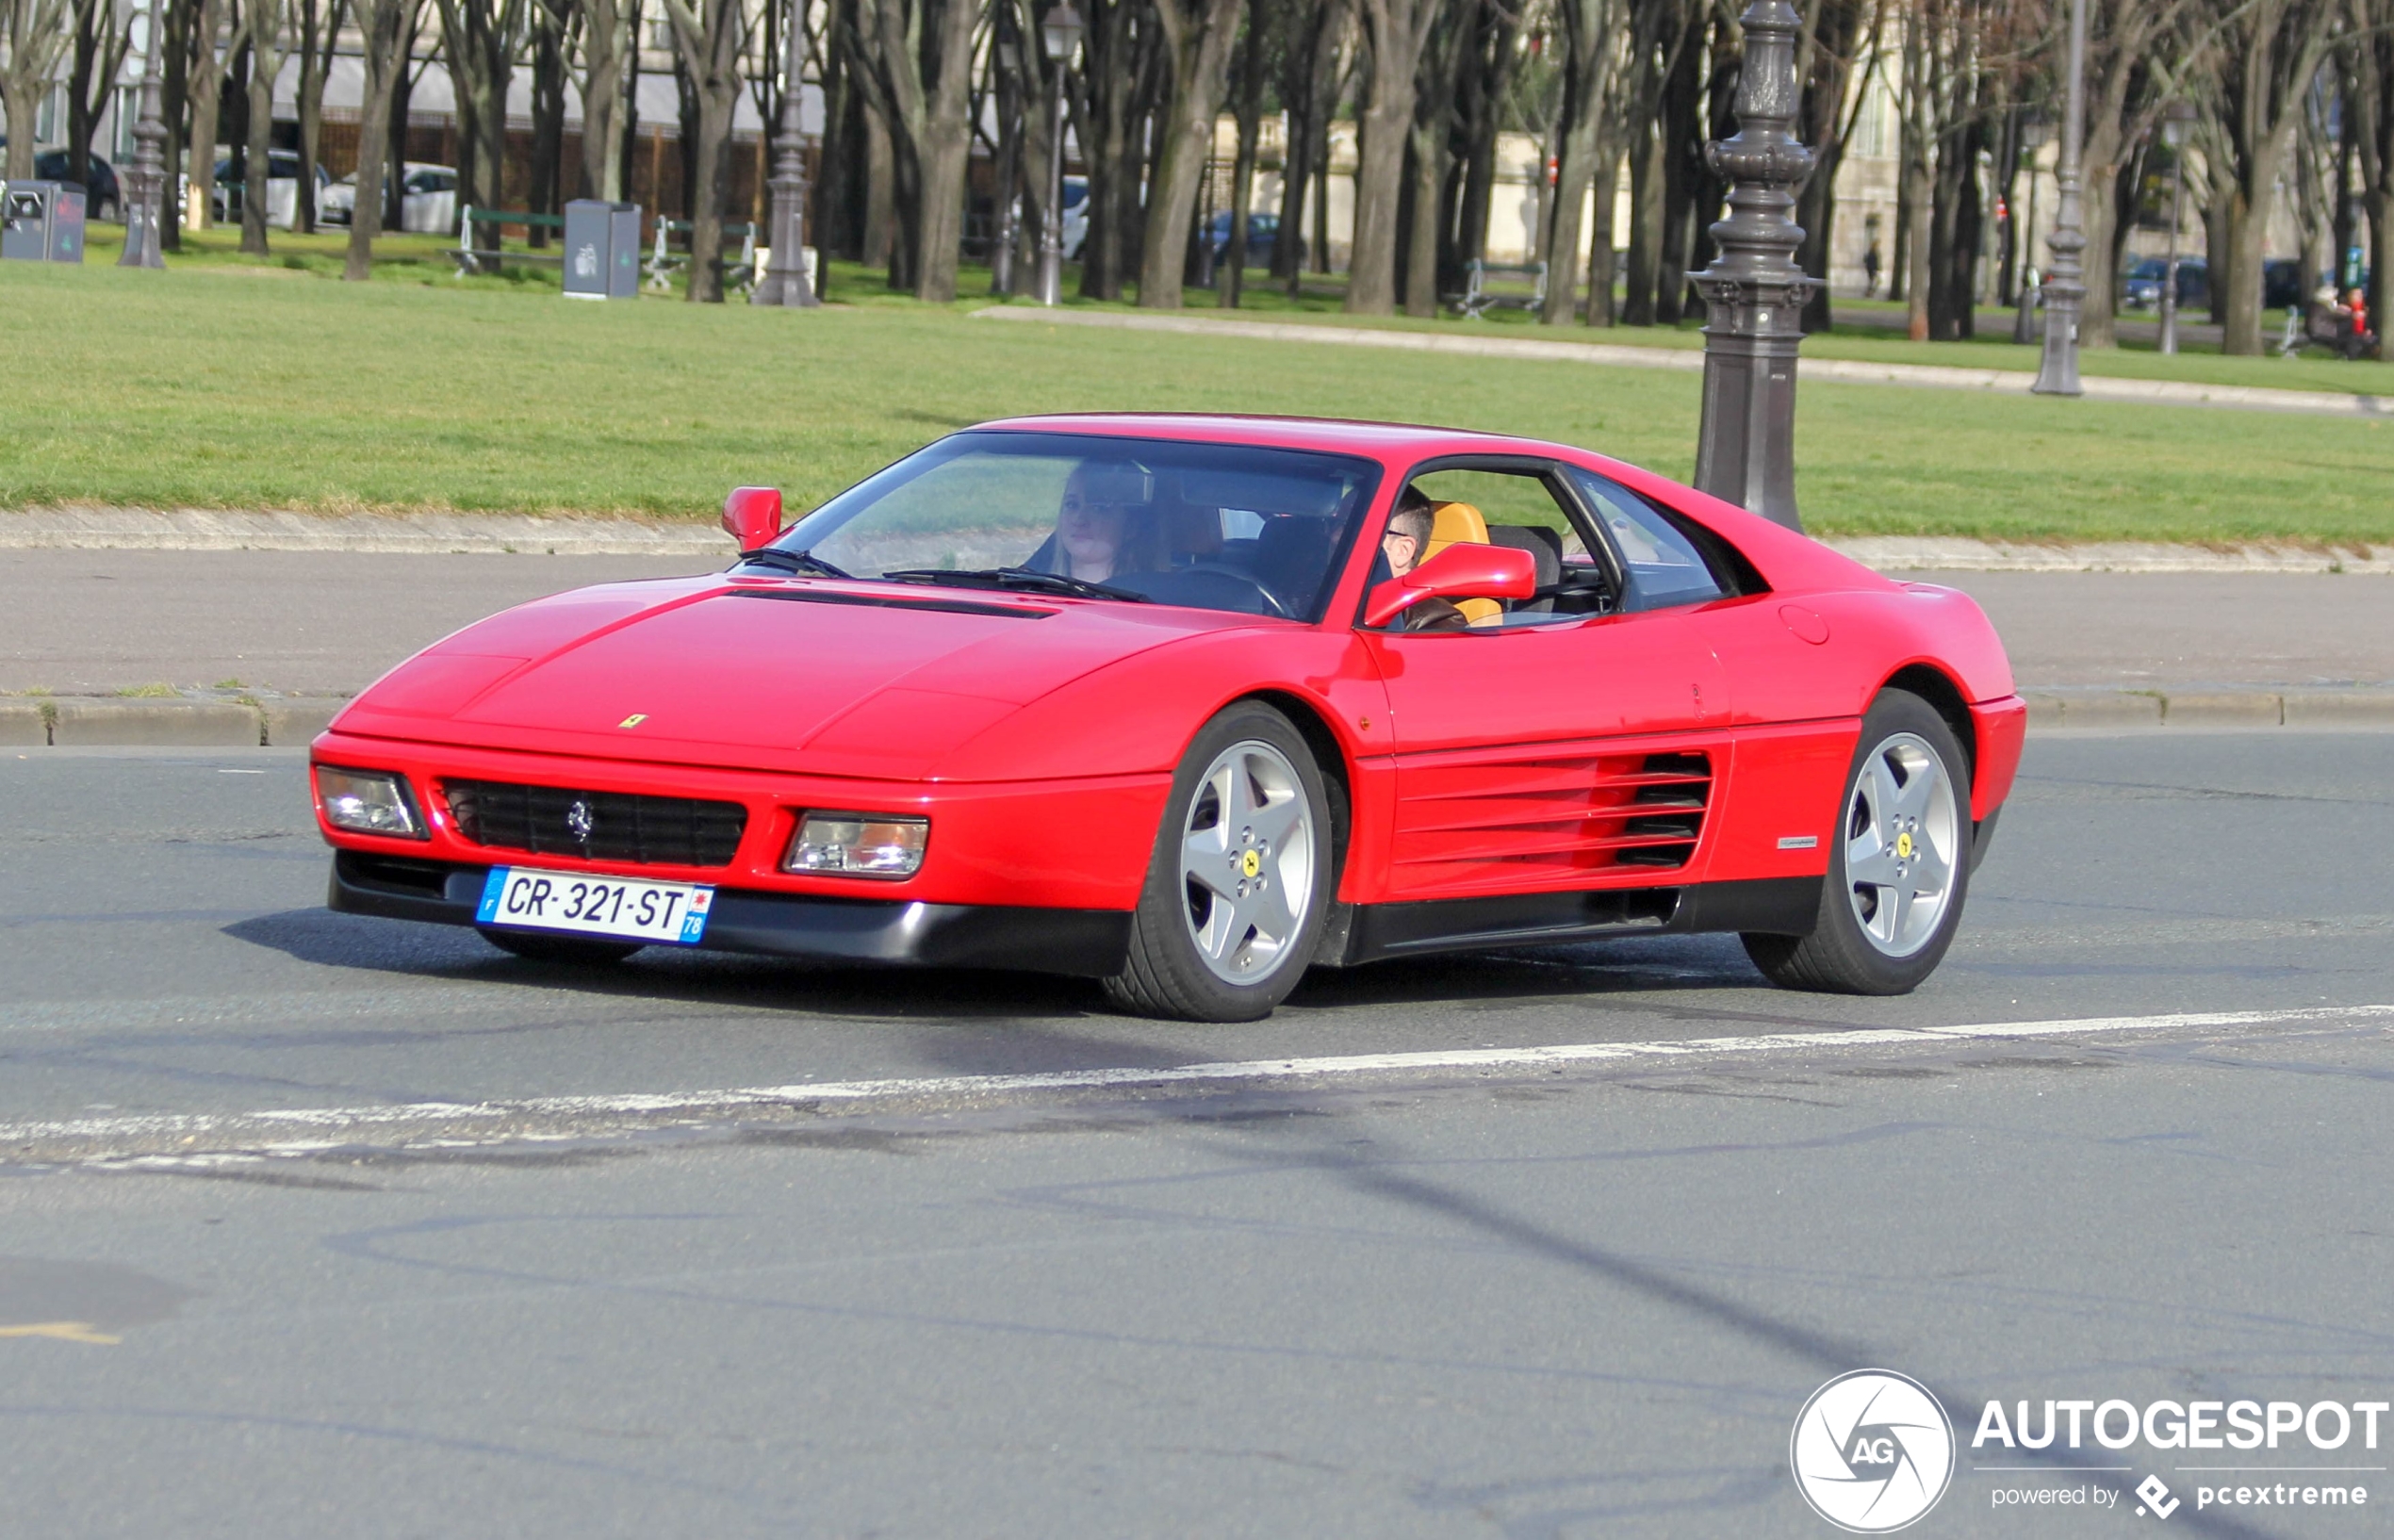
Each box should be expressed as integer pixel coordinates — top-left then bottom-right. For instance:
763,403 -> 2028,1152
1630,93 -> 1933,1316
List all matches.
438,0 -> 527,255
2059,0 -> 2206,347
662,0 -> 748,300
852,0 -> 980,299
2210,0 -> 2341,352
239,0 -> 287,254
2355,0 -> 2394,335
293,0 -> 351,231
579,0 -> 635,197
1273,0 -> 1349,292
1140,0 -> 1246,306
3,0 -> 78,182
66,0 -> 132,203
179,0 -> 227,226
1540,0 -> 1627,323
1348,0 -> 1449,311
1219,0 -> 1269,306
344,0 -> 411,277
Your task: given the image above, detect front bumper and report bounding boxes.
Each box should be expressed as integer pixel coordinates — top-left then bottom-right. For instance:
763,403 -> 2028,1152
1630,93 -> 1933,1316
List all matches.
330,850 -> 1133,976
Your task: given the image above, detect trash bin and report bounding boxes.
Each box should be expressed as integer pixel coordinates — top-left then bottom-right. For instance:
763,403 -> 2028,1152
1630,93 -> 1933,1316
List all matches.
2,181 -> 87,263
562,200 -> 640,300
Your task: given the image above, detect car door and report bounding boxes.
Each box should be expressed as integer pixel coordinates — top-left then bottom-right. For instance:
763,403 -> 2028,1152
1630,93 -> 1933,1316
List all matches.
1360,461 -> 1731,904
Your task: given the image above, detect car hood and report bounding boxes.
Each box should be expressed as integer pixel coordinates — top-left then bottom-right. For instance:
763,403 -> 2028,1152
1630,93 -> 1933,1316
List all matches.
333,575 -> 1259,778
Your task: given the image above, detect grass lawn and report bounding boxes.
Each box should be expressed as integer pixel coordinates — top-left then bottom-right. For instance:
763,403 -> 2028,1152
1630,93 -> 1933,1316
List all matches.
7,230 -> 2390,545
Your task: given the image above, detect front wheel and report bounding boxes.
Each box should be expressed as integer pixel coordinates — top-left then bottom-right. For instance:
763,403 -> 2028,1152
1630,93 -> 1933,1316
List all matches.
1104,703 -> 1333,1022
1743,690 -> 1971,994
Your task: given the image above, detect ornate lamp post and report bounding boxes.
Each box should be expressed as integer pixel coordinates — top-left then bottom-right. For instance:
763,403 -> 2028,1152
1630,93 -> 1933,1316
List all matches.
117,0 -> 170,269
1689,0 -> 1816,532
2009,113 -> 2050,345
1037,3 -> 1081,307
2032,0 -> 2089,396
751,0 -> 819,307
2157,101 -> 2196,356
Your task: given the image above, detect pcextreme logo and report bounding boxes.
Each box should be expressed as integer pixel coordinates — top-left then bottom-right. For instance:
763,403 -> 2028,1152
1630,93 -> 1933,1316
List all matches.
1792,1369 -> 1958,1533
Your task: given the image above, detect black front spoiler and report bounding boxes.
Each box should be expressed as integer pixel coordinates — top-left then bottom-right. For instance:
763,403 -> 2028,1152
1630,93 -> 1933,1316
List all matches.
328,851 -> 1135,976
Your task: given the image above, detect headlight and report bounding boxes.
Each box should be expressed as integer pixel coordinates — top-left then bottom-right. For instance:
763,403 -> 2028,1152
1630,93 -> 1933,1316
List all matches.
782,812 -> 927,878
315,766 -> 426,839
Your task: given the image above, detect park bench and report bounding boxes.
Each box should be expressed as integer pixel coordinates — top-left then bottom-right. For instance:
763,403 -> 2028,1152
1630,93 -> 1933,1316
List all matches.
448,206 -> 566,278
1455,257 -> 1548,319
644,218 -> 759,295
2278,303 -> 2377,361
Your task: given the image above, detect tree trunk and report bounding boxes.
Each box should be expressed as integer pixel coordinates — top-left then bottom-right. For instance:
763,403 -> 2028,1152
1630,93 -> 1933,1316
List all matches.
180,0 -> 225,224
241,0 -> 283,255
1140,0 -> 1245,308
1348,0 -> 1444,314
1653,1 -> 1702,325
293,0 -> 345,233
344,0 -> 408,278
1220,10 -> 1264,307
68,0 -> 131,200
580,0 -> 632,199
2216,0 -> 2339,354
161,0 -> 189,250
664,0 -> 746,302
1537,0 -> 1618,324
528,0 -> 566,241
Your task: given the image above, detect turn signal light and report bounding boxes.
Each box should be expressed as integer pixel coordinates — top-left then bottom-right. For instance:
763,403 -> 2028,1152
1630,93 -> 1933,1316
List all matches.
315,766 -> 426,839
783,813 -> 927,878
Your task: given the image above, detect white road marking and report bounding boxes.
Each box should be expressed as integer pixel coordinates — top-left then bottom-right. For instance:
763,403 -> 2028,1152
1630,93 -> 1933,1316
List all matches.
5,1004 -> 2389,1162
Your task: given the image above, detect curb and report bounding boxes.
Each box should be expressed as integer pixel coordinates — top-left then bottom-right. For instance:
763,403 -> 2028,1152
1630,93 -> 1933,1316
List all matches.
970,306 -> 2394,420
2023,688 -> 2394,729
6,696 -> 346,747
9,691 -> 2391,746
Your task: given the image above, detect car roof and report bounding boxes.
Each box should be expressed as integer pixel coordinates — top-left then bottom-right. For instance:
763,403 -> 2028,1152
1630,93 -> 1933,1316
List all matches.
967,413 -> 1584,464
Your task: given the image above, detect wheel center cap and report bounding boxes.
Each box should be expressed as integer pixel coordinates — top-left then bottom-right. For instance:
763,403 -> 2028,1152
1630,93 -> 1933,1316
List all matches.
1895,831 -> 1914,860
1240,848 -> 1262,879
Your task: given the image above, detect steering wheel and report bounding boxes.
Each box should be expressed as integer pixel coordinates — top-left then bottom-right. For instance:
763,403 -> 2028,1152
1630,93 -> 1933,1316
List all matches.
1125,564 -> 1292,617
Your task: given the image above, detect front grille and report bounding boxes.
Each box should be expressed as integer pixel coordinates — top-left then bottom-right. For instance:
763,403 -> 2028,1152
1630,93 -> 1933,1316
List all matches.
442,778 -> 748,868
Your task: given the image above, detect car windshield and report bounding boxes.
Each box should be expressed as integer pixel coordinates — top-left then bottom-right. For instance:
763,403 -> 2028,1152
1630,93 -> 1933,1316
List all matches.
766,431 -> 1381,620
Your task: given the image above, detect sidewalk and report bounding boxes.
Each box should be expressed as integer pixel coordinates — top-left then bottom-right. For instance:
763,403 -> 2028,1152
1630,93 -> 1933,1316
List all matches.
973,307 -> 2394,419
4,544 -> 2388,745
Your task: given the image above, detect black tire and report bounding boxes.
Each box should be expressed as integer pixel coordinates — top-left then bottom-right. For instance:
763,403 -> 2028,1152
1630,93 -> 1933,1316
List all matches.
1743,690 -> 1972,995
1104,702 -> 1335,1022
478,928 -> 644,965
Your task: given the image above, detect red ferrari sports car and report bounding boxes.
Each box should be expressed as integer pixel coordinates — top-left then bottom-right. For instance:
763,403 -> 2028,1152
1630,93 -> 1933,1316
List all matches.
312,414 -> 2024,1021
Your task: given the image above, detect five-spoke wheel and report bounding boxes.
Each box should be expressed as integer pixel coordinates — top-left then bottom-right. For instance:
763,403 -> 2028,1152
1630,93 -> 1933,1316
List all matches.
1107,702 -> 1333,1021
1744,690 -> 1974,994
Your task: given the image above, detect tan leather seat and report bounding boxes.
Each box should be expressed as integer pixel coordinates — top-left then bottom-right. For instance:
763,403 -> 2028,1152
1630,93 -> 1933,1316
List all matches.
1422,500 -> 1501,625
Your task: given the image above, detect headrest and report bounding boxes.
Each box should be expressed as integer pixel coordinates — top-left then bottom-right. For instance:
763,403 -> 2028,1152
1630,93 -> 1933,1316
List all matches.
1424,500 -> 1490,558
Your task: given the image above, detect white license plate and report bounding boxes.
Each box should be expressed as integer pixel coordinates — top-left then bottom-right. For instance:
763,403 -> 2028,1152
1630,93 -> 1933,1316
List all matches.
475,866 -> 714,945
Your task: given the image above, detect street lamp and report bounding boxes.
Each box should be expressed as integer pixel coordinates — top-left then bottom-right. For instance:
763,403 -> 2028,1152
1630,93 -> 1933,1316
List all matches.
1688,0 -> 1815,532
1037,2 -> 1082,307
117,0 -> 169,269
2009,113 -> 2051,344
2032,0 -> 2089,396
751,0 -> 819,307
2157,101 -> 2196,356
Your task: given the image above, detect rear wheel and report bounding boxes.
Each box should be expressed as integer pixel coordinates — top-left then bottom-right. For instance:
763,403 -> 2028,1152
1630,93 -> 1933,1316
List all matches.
1105,703 -> 1331,1022
1743,690 -> 1970,994
479,928 -> 644,965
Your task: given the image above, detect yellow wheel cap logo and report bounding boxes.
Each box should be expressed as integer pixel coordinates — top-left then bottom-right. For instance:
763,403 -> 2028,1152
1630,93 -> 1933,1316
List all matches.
1895,831 -> 1914,860
618,713 -> 648,729
1240,849 -> 1261,878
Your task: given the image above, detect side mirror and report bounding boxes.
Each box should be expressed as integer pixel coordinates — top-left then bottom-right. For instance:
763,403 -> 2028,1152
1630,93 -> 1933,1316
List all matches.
1363,542 -> 1537,629
722,485 -> 785,550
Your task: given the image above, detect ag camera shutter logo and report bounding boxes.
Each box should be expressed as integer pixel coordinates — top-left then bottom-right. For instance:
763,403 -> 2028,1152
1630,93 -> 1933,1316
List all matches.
1792,1369 -> 1957,1532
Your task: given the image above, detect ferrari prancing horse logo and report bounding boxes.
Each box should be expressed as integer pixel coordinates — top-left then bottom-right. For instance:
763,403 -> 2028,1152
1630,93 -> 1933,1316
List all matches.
1895,831 -> 1914,860
1240,849 -> 1262,878
619,713 -> 648,729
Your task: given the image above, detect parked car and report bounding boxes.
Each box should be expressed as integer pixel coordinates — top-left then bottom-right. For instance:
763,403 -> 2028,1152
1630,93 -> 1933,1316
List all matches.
211,149 -> 333,229
319,162 -> 459,235
1206,209 -> 1278,270
312,415 -> 2025,1020
2122,256 -> 2206,311
2262,259 -> 2309,313
1060,175 -> 1088,260
0,141 -> 120,220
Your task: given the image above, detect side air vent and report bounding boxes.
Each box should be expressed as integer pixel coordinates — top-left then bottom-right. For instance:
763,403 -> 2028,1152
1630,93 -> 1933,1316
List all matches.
1612,752 -> 1712,869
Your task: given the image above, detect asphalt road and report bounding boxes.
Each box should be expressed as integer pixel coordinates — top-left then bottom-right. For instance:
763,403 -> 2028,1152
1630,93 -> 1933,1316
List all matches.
4,548 -> 2390,695
2,733 -> 2391,1537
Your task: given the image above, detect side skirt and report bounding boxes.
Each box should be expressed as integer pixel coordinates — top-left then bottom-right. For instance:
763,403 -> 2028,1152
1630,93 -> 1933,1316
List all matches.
1332,876 -> 1821,967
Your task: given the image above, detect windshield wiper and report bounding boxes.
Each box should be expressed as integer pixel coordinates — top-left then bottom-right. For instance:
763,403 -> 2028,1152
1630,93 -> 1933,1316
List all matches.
736,547 -> 851,580
880,566 -> 1149,602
